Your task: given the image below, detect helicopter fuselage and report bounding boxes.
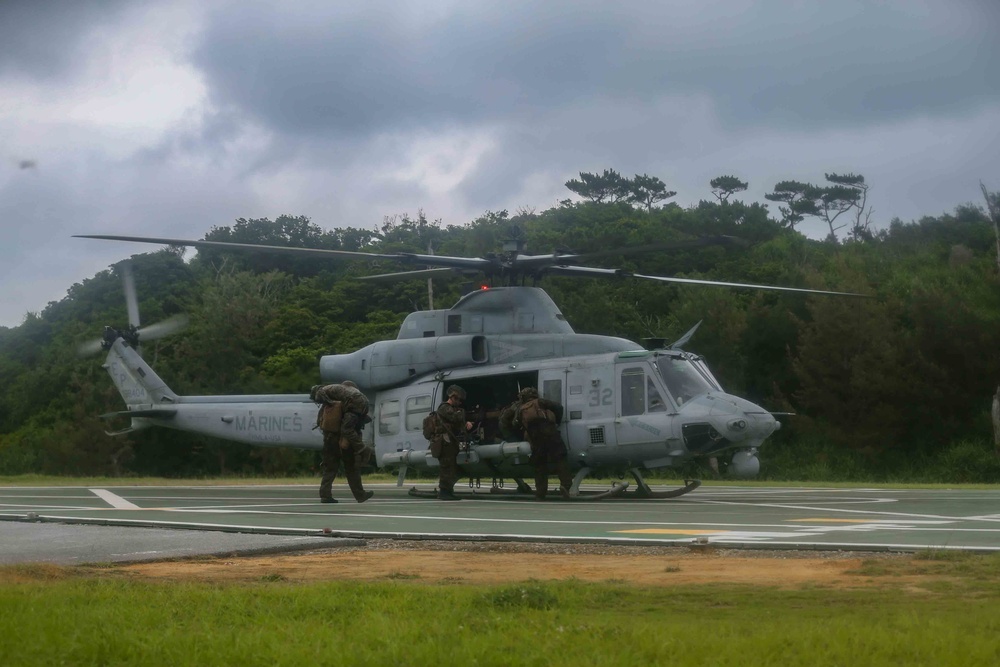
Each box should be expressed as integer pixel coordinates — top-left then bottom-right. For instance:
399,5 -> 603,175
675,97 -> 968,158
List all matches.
103,331 -> 777,484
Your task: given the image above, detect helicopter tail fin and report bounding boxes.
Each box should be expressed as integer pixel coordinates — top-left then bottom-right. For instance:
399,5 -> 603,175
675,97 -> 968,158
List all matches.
103,337 -> 179,408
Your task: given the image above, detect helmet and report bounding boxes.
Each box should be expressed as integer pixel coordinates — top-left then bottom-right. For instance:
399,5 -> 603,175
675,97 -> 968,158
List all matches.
342,380 -> 358,389
446,385 -> 467,400
310,384 -> 323,401
519,387 -> 538,400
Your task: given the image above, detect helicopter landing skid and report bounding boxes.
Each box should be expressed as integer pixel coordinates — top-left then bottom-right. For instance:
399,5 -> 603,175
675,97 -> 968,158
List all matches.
564,481 -> 630,501
407,481 -> 630,501
628,472 -> 702,499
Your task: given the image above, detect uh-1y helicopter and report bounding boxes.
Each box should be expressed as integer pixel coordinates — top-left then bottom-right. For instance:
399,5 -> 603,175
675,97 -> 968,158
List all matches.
75,231 -> 865,500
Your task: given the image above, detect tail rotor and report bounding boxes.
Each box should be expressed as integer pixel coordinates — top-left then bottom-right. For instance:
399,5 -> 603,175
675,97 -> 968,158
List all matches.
77,260 -> 188,356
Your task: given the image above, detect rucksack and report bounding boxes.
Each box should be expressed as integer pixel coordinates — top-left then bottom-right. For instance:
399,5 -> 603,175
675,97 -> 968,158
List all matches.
519,399 -> 556,425
422,411 -> 440,440
317,400 -> 343,432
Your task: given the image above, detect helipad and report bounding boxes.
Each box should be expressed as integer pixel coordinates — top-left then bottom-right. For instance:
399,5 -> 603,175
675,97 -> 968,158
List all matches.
3,483 -> 999,557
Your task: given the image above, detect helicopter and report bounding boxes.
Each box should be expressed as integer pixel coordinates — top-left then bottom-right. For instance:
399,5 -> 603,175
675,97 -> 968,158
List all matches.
75,231 -> 865,500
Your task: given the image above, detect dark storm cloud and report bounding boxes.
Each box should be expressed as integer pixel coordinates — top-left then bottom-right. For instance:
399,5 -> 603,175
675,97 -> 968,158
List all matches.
192,1 -> 1000,139
0,0 -> 130,79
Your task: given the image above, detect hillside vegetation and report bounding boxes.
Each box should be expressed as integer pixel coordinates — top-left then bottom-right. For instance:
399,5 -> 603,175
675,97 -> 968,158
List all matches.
2,174 -> 998,481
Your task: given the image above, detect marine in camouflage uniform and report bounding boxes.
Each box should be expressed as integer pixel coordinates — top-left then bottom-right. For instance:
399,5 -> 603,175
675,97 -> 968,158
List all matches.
311,381 -> 374,504
498,399 -> 523,441
433,384 -> 471,500
516,387 -> 573,500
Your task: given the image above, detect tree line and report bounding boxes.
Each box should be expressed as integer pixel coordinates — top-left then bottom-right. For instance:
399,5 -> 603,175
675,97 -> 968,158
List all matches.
1,172 -> 998,481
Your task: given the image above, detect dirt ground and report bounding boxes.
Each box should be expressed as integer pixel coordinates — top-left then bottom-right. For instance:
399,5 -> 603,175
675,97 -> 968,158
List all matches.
117,540 -> 919,589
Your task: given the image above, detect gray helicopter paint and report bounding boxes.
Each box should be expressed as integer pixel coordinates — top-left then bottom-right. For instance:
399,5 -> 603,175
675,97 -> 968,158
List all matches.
104,340 -> 327,449
321,287 -> 641,390
320,332 -> 641,390
106,339 -> 176,406
367,350 -> 775,480
395,287 -> 575,339
105,329 -> 772,479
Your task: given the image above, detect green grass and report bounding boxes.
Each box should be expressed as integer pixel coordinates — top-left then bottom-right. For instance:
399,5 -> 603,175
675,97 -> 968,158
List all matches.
2,563 -> 1000,666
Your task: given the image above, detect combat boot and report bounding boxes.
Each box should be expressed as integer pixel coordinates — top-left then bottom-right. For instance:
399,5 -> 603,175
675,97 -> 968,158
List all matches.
356,491 -> 374,503
438,485 -> 461,501
534,476 -> 548,501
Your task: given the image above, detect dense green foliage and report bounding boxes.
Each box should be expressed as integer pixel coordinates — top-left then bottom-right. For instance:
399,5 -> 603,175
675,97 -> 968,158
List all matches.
3,557 -> 1000,666
1,184 -> 998,480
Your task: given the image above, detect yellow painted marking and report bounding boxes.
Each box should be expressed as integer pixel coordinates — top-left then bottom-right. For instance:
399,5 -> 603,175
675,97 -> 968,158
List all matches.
789,518 -> 877,523
613,528 -> 725,535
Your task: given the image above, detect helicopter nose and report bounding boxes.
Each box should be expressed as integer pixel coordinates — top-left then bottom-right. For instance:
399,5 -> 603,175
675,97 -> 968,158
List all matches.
722,409 -> 778,443
675,394 -> 779,453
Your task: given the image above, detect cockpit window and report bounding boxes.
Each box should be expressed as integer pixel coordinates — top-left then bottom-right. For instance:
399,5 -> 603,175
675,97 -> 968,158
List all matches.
656,356 -> 714,405
647,377 -> 666,412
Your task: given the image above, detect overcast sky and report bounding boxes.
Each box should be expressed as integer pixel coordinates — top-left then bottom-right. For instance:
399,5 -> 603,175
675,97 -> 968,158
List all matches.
2,0 -> 998,328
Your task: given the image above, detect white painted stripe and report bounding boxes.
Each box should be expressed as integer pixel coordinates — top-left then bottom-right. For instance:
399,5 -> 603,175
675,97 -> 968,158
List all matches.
89,488 -> 140,510
691,498 -> 1000,523
20,516 -> 1000,551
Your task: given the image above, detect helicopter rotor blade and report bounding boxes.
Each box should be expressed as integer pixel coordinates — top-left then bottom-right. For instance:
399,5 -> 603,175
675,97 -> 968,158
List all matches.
390,252 -> 493,270
121,261 -> 140,330
513,236 -> 745,270
137,314 -> 190,340
631,272 -> 870,297
356,267 -> 461,282
544,264 -> 870,297
76,338 -> 105,356
76,315 -> 189,357
543,266 -> 630,278
75,233 -> 866,296
74,235 -> 497,271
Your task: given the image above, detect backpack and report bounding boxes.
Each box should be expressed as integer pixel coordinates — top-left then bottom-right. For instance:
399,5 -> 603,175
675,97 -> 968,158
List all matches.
317,401 -> 343,432
519,399 -> 556,425
422,411 -> 440,440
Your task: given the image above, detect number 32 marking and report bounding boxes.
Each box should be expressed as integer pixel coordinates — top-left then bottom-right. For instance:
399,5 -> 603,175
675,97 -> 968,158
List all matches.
588,388 -> 612,407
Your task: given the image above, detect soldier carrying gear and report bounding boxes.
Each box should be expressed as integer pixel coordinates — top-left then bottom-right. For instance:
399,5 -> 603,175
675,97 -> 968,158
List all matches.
517,387 -> 573,500
498,398 -> 523,441
312,382 -> 374,504
432,384 -> 473,500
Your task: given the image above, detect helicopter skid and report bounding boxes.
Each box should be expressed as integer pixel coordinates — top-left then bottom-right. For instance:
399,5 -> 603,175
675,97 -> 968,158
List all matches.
629,478 -> 702,499
407,481 -> 629,501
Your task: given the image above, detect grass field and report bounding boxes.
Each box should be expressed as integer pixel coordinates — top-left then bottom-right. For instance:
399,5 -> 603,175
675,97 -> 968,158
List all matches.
2,552 -> 1000,666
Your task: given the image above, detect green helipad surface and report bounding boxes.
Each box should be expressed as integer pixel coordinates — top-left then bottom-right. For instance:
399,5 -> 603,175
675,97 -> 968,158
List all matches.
3,483 -> 1000,552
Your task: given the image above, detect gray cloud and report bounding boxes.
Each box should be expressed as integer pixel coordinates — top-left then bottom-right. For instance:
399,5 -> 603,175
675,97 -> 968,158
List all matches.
1,1 -> 999,328
191,0 -> 1000,142
0,0 -> 130,80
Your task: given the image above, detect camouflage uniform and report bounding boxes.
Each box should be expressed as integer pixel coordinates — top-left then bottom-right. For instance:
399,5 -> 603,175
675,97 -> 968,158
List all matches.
433,385 -> 468,500
517,388 -> 573,500
498,400 -> 523,441
311,382 -> 373,503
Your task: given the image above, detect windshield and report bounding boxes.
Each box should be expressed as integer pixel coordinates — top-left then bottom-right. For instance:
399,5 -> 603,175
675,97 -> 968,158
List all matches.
656,356 -> 715,405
